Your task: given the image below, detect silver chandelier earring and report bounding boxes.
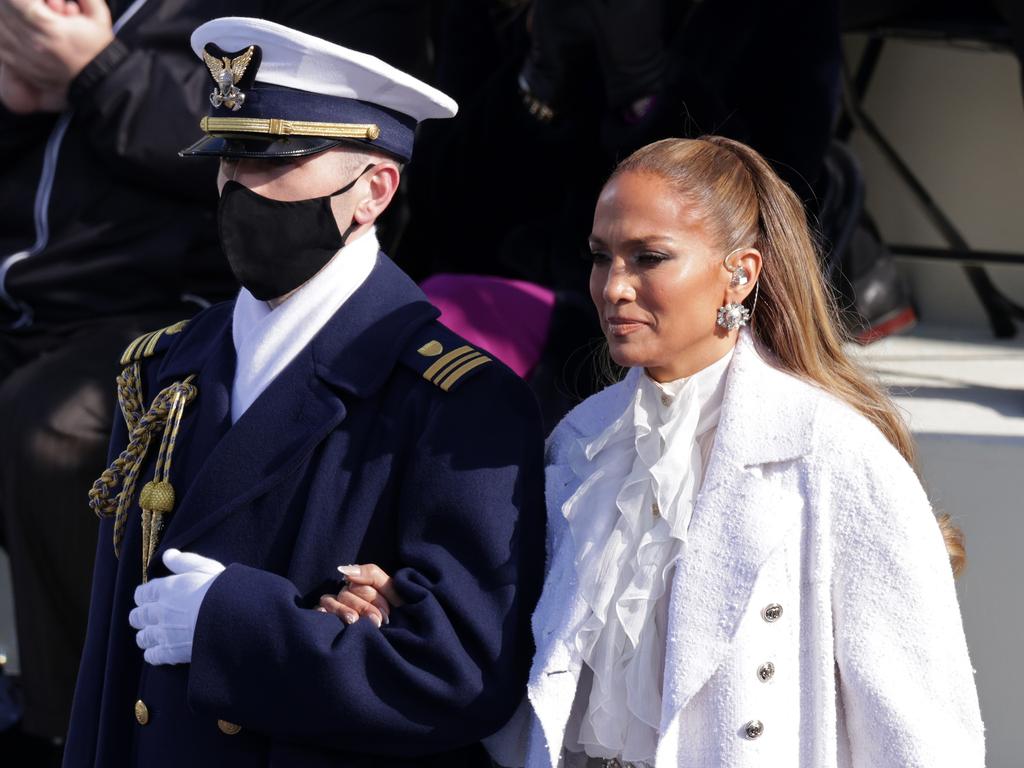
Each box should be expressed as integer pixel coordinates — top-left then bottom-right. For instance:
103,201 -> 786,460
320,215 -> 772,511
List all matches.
717,301 -> 750,330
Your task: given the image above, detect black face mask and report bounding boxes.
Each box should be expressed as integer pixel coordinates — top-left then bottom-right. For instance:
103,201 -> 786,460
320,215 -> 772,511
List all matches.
217,163 -> 375,301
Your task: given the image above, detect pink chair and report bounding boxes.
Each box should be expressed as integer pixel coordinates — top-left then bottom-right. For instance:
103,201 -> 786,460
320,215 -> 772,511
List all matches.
421,274 -> 556,380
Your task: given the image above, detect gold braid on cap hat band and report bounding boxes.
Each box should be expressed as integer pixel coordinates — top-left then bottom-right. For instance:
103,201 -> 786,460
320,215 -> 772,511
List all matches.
200,116 -> 381,140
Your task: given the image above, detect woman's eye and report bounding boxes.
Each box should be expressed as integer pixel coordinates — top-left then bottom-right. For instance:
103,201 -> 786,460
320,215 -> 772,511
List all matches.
588,251 -> 611,265
636,252 -> 669,265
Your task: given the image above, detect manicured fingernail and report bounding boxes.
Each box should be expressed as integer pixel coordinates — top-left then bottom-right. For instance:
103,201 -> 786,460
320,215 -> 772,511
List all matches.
343,612 -> 357,624
315,606 -> 327,613
383,614 -> 390,626
370,614 -> 382,628
337,565 -> 360,576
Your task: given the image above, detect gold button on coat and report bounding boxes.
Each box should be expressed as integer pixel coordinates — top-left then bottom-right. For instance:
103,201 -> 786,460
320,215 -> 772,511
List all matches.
762,603 -> 783,622
745,719 -> 764,739
134,699 -> 149,725
218,719 -> 242,735
757,661 -> 775,682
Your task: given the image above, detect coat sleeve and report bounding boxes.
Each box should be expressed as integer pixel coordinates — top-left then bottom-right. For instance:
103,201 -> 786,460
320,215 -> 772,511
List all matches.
66,28 -> 218,204
826,419 -> 985,767
187,367 -> 547,755
62,411 -> 129,767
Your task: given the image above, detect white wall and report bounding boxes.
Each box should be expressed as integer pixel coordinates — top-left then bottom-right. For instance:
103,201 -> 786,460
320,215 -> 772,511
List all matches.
845,34 -> 1024,766
847,36 -> 1024,326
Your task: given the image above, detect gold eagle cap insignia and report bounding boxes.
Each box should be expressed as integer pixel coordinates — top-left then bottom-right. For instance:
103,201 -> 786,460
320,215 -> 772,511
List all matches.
202,45 -> 255,112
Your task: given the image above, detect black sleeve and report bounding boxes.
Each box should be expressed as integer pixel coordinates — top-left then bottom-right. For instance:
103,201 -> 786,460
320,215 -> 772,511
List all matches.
66,25 -> 217,203
0,105 -> 58,161
188,370 -> 547,754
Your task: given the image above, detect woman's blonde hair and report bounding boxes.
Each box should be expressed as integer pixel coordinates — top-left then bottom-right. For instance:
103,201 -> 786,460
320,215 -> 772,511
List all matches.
609,136 -> 965,575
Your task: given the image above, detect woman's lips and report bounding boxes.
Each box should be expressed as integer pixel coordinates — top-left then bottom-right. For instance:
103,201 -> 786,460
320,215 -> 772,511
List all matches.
606,317 -> 646,336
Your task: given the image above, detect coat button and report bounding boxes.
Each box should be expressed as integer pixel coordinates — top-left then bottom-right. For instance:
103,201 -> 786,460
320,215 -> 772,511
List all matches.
652,501 -> 661,518
761,603 -> 783,622
660,393 -> 673,406
757,662 -> 775,682
134,699 -> 149,725
744,719 -> 764,739
218,719 -> 242,735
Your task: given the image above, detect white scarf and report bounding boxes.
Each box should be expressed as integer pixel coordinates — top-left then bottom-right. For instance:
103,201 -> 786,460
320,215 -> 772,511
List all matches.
562,349 -> 734,764
230,229 -> 379,423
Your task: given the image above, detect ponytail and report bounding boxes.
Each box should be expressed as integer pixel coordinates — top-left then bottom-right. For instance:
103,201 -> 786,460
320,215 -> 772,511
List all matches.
610,136 -> 965,576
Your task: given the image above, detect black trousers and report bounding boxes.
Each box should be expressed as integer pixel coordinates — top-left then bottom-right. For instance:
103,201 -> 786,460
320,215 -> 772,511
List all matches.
0,310 -> 183,740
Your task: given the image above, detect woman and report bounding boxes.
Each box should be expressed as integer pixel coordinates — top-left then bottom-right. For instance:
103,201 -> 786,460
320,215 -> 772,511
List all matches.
326,135 -> 984,766
480,135 -> 984,767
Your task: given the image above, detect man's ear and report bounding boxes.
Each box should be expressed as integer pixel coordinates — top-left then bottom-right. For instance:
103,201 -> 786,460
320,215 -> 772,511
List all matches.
352,162 -> 401,225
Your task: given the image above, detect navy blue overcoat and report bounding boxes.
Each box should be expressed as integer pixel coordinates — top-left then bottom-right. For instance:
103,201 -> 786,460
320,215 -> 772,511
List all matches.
64,254 -> 546,767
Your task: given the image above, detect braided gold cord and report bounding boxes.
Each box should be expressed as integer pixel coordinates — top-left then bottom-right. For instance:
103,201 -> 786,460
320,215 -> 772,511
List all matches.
140,388 -> 189,580
150,389 -> 181,479
117,363 -> 145,429
88,367 -> 197,557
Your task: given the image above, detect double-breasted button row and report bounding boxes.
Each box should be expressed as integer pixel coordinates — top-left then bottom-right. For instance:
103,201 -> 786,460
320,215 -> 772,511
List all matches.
133,699 -> 240,735
744,603 -> 782,741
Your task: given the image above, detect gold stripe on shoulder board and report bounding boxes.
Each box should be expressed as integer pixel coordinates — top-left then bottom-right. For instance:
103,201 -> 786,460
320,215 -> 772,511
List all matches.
439,355 -> 491,391
143,328 -> 166,358
432,350 -> 483,384
120,332 -> 156,365
120,320 -> 190,365
422,345 -> 474,382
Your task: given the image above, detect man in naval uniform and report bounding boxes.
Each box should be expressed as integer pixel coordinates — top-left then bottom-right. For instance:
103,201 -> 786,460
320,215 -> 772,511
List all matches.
64,17 -> 545,768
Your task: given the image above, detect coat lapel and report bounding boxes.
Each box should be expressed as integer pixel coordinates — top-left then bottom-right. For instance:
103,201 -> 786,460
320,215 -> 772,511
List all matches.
659,332 -> 816,726
526,332 -> 819,766
158,254 -> 438,553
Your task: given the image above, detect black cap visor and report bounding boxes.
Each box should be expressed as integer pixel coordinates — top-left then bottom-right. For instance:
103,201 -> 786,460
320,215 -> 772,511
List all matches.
178,134 -> 342,159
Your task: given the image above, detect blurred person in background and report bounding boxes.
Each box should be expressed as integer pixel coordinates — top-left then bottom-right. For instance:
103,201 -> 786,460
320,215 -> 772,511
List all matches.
402,0 -> 908,428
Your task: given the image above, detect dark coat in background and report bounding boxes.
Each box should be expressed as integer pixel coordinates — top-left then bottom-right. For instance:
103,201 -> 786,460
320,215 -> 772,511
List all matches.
64,255 -> 546,767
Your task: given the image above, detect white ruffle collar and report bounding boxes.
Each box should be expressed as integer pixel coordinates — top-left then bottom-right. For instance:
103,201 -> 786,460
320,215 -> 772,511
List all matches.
561,348 -> 733,763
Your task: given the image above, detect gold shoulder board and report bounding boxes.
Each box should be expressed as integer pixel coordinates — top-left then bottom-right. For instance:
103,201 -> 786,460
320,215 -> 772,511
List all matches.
119,320 -> 190,366
402,327 -> 493,393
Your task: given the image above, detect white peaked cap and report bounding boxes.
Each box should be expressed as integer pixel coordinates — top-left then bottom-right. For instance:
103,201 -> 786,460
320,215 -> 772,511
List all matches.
189,17 -> 458,122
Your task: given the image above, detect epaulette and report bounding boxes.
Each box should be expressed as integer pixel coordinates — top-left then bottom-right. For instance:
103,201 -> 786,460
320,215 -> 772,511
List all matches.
400,323 -> 494,393
119,319 -> 190,366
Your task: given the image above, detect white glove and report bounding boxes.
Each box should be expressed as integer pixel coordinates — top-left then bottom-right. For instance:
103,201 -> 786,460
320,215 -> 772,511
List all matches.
130,548 -> 225,665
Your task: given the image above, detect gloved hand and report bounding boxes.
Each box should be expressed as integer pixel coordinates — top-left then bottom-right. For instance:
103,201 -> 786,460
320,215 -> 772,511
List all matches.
129,548 -> 225,665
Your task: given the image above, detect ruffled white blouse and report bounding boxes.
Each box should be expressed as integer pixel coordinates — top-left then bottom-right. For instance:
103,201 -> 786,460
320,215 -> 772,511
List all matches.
562,349 -> 734,765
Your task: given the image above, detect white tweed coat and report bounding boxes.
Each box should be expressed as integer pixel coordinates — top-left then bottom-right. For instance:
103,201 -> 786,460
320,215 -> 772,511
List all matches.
486,331 -> 984,767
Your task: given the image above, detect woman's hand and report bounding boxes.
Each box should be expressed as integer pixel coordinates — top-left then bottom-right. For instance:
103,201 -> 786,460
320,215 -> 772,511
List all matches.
317,563 -> 404,629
